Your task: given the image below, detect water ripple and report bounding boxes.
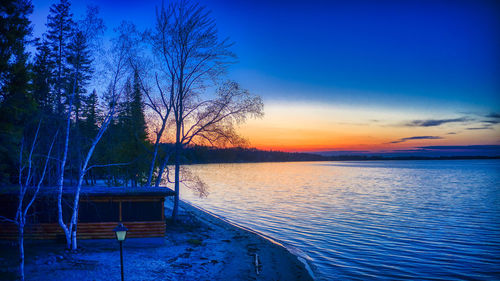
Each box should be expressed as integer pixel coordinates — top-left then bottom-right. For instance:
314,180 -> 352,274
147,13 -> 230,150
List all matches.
179,160 -> 500,280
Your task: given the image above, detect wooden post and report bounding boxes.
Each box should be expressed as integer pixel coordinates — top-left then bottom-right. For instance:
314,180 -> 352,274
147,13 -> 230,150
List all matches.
119,201 -> 122,222
161,198 -> 165,221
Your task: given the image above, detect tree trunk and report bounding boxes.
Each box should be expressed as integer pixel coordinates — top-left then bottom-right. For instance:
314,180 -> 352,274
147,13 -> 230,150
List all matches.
58,58 -> 80,250
155,153 -> 170,187
146,118 -> 167,187
57,117 -> 73,250
172,124 -> 181,221
71,229 -> 77,250
18,223 -> 24,281
146,143 -> 159,187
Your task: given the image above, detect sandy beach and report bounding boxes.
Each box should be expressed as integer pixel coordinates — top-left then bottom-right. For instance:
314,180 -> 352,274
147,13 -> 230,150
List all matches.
0,198 -> 313,280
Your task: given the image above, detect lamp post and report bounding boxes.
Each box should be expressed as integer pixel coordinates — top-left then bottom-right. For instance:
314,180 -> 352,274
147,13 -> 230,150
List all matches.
114,223 -> 128,281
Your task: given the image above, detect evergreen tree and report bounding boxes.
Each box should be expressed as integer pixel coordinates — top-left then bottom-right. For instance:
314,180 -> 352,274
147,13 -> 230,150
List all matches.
129,71 -> 149,186
0,0 -> 35,184
130,71 -> 148,144
0,0 -> 33,99
32,40 -> 54,114
67,30 -> 92,121
66,29 -> 93,182
45,0 -> 73,114
114,79 -> 133,185
97,84 -> 120,185
80,89 -> 100,184
81,89 -> 99,139
117,78 -> 133,126
108,73 -> 149,186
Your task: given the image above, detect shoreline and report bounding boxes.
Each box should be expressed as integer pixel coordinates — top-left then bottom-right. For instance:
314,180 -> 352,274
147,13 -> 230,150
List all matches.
0,198 -> 314,280
175,199 -> 316,280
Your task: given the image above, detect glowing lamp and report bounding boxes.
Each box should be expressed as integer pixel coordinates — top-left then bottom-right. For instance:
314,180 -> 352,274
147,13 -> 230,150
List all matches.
113,223 -> 128,241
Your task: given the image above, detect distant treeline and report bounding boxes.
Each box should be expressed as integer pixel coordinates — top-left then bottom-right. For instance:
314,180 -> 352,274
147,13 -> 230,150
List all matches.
176,146 -> 500,164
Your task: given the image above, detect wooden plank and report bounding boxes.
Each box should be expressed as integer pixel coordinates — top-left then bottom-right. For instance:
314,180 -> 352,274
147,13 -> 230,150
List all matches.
83,197 -> 165,202
119,201 -> 122,221
0,220 -> 166,239
161,198 -> 165,221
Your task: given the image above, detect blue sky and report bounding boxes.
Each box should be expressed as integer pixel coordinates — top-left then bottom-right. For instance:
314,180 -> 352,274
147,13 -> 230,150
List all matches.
31,0 -> 500,107
210,0 -> 499,109
30,0 -> 500,153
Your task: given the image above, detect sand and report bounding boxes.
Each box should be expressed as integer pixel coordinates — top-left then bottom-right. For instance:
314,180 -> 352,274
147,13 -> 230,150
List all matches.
0,199 -> 314,280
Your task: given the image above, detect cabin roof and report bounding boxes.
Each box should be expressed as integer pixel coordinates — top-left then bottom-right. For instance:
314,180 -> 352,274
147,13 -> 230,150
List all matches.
0,186 -> 176,197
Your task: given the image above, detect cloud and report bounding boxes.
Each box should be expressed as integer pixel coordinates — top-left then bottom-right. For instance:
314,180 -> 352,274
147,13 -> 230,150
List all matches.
404,117 -> 468,127
389,136 -> 443,144
466,127 -> 492,130
486,112 -> 500,119
447,132 -> 456,135
418,145 -> 500,150
477,113 -> 500,127
482,120 -> 500,124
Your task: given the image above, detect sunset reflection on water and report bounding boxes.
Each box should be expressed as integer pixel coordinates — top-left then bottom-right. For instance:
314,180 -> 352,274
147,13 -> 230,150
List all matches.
178,160 -> 500,280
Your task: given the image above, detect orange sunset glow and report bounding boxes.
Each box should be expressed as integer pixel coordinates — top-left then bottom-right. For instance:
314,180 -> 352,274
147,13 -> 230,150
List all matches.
239,103 -> 500,152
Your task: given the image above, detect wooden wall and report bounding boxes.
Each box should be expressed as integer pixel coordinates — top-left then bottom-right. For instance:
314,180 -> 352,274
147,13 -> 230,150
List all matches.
0,195 -> 167,240
0,221 -> 166,239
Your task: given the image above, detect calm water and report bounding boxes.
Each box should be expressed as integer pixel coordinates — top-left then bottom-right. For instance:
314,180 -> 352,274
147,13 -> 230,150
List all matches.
179,160 -> 500,280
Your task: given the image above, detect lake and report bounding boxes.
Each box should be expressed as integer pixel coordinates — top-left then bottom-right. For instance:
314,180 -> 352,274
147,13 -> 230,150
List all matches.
179,160 -> 500,280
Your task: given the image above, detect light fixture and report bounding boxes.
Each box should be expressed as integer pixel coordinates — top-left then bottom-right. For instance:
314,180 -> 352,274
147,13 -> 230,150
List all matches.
114,223 -> 128,241
113,223 -> 128,281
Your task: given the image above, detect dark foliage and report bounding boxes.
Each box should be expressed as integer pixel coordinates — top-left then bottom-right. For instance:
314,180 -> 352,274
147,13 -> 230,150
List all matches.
0,0 -> 36,185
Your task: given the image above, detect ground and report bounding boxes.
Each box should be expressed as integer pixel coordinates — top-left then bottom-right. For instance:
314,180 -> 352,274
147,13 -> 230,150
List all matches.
0,199 -> 313,280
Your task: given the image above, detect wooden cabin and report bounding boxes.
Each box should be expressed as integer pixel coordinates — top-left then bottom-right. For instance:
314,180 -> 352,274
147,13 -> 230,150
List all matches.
0,186 -> 175,239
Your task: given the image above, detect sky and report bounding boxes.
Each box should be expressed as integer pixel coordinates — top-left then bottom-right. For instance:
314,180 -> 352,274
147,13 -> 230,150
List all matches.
30,0 -> 500,155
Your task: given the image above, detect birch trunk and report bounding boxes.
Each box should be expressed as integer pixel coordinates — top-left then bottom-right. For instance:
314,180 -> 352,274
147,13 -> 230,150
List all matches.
146,117 -> 168,187
57,59 -> 79,249
172,123 -> 181,220
154,153 -> 170,187
18,223 -> 24,281
13,123 -> 55,280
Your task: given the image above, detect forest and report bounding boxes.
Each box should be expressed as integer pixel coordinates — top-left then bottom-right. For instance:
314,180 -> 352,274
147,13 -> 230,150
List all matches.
1,0 -> 264,188
1,0 -> 263,196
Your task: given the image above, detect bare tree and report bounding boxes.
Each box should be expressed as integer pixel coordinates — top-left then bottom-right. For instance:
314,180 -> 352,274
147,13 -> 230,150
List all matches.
154,1 -> 263,220
140,71 -> 173,187
57,47 -> 126,250
0,122 -> 56,281
117,21 -> 174,187
181,81 -> 263,147
56,10 -> 127,250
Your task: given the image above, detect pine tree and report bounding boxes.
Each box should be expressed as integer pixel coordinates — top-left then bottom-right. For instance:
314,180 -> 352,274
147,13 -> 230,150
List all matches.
131,71 -> 148,144
114,79 -> 133,185
97,84 -> 120,185
67,30 -> 92,121
129,71 -> 149,186
111,73 -> 149,186
0,0 -> 35,184
117,78 -> 133,126
0,0 -> 33,99
66,29 -> 93,182
32,40 -> 54,114
45,0 -> 74,115
81,89 -> 99,139
80,89 -> 100,184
